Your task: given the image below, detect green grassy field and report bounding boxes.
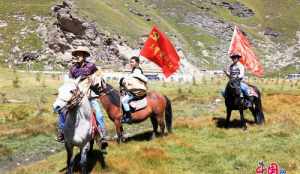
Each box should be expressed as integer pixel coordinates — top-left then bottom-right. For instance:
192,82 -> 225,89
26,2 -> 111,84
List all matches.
1,67 -> 300,173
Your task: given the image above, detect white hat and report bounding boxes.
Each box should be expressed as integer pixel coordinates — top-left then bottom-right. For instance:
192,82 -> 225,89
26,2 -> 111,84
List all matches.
71,46 -> 91,57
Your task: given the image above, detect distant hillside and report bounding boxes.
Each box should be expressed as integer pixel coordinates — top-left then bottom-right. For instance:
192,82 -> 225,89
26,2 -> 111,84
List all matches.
0,0 -> 300,76
75,0 -> 300,74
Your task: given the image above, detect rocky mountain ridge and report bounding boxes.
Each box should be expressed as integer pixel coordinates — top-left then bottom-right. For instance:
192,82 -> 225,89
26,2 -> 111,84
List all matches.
1,0 -> 300,76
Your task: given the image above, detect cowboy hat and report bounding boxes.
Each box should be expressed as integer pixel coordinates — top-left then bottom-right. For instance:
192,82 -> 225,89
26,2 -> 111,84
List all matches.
230,52 -> 241,59
71,46 -> 91,57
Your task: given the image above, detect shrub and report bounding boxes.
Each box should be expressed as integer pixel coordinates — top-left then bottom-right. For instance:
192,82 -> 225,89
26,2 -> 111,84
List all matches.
12,75 -> 20,88
35,73 -> 41,82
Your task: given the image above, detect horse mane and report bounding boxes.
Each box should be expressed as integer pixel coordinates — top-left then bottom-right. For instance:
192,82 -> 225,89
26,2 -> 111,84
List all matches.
105,83 -> 121,107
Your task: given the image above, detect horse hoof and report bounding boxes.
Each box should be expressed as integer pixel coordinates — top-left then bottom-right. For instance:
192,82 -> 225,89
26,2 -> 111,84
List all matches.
121,137 -> 126,143
243,126 -> 247,131
101,141 -> 108,149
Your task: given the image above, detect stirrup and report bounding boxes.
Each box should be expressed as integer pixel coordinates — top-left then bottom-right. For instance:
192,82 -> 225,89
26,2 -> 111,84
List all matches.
56,132 -> 64,143
121,114 -> 132,124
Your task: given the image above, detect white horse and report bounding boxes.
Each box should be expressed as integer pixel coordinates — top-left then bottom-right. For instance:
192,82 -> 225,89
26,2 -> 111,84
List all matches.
53,77 -> 106,174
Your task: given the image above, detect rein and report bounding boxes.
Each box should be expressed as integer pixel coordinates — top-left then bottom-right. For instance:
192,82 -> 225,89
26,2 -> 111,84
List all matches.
66,88 -> 84,110
98,88 -> 114,97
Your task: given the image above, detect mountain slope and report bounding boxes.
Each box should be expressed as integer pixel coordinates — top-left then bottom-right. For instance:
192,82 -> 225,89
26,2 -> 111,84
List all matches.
0,0 -> 300,75
75,0 -> 300,74
0,0 -> 59,68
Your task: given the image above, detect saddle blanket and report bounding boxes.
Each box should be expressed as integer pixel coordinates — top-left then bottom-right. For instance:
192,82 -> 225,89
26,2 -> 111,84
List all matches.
248,86 -> 258,97
129,97 -> 147,111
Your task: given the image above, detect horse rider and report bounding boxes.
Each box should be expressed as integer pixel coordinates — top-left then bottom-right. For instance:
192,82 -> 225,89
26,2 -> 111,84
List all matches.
56,46 -> 108,142
120,56 -> 148,124
223,52 -> 252,107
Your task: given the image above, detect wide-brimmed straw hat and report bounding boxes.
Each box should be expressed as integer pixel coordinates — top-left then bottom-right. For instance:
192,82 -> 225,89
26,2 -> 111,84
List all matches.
71,46 -> 91,57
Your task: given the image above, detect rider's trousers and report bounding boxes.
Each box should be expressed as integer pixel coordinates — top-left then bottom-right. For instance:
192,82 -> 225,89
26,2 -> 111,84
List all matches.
240,82 -> 249,97
57,99 -> 106,130
90,99 -> 106,130
58,110 -> 65,130
121,93 -> 134,112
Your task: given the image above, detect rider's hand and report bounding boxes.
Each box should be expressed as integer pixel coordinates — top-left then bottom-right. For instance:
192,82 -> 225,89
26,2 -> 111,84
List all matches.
223,69 -> 229,76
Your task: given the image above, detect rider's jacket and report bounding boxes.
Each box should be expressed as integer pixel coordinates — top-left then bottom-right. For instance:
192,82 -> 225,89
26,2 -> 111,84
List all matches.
69,61 -> 97,79
229,62 -> 245,80
122,66 -> 148,96
69,61 -> 101,97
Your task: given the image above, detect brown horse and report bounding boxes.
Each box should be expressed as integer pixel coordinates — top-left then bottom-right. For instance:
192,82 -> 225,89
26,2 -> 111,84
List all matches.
93,80 -> 173,143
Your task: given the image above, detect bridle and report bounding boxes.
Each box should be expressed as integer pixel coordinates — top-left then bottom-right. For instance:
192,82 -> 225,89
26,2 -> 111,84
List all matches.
65,87 -> 84,110
95,79 -> 114,97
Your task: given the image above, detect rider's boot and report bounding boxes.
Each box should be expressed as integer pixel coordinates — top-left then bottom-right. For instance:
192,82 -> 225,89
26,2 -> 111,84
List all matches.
97,127 -> 108,154
56,129 -> 64,143
243,95 -> 253,108
97,127 -> 109,141
121,111 -> 133,124
56,111 -> 65,143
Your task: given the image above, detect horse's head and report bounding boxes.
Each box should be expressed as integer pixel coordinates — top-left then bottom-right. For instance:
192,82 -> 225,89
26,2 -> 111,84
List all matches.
53,77 -> 83,113
226,78 -> 241,98
90,77 -> 107,95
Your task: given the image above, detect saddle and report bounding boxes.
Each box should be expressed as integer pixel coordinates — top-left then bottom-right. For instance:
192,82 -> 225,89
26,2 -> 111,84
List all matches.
129,96 -> 148,112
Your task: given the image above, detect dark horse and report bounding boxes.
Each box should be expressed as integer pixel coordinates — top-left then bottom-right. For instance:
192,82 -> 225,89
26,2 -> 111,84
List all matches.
94,81 -> 173,143
224,78 -> 265,130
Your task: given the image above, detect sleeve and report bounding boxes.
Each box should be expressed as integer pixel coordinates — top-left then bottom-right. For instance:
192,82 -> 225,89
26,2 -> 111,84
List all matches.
69,66 -> 76,78
226,65 -> 231,76
238,63 -> 245,79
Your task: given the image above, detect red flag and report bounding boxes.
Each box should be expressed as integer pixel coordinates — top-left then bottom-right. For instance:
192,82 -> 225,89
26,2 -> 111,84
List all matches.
140,26 -> 180,77
228,26 -> 264,77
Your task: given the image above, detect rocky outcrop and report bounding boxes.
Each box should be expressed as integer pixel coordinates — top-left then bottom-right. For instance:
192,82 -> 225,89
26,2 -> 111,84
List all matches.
219,1 -> 255,18
21,52 -> 40,62
264,27 -> 280,38
184,13 -> 233,40
47,0 -> 131,68
206,0 -> 255,18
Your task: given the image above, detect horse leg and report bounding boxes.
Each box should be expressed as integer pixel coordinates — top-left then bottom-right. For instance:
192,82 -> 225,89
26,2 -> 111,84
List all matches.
150,115 -> 158,139
157,115 -> 165,136
249,107 -> 258,123
225,109 -> 232,128
65,143 -> 74,174
254,96 -> 265,125
114,119 -> 124,144
88,139 -> 94,155
80,142 -> 90,174
239,110 -> 247,130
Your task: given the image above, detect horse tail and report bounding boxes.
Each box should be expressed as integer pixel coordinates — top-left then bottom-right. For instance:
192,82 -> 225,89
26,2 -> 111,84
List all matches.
254,88 -> 265,124
164,96 -> 173,133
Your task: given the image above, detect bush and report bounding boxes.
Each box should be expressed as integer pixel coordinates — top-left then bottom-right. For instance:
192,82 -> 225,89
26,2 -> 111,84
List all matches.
0,93 -> 8,103
177,87 -> 183,94
201,76 -> 207,85
192,76 -> 197,86
12,75 -> 20,88
35,73 -> 41,82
